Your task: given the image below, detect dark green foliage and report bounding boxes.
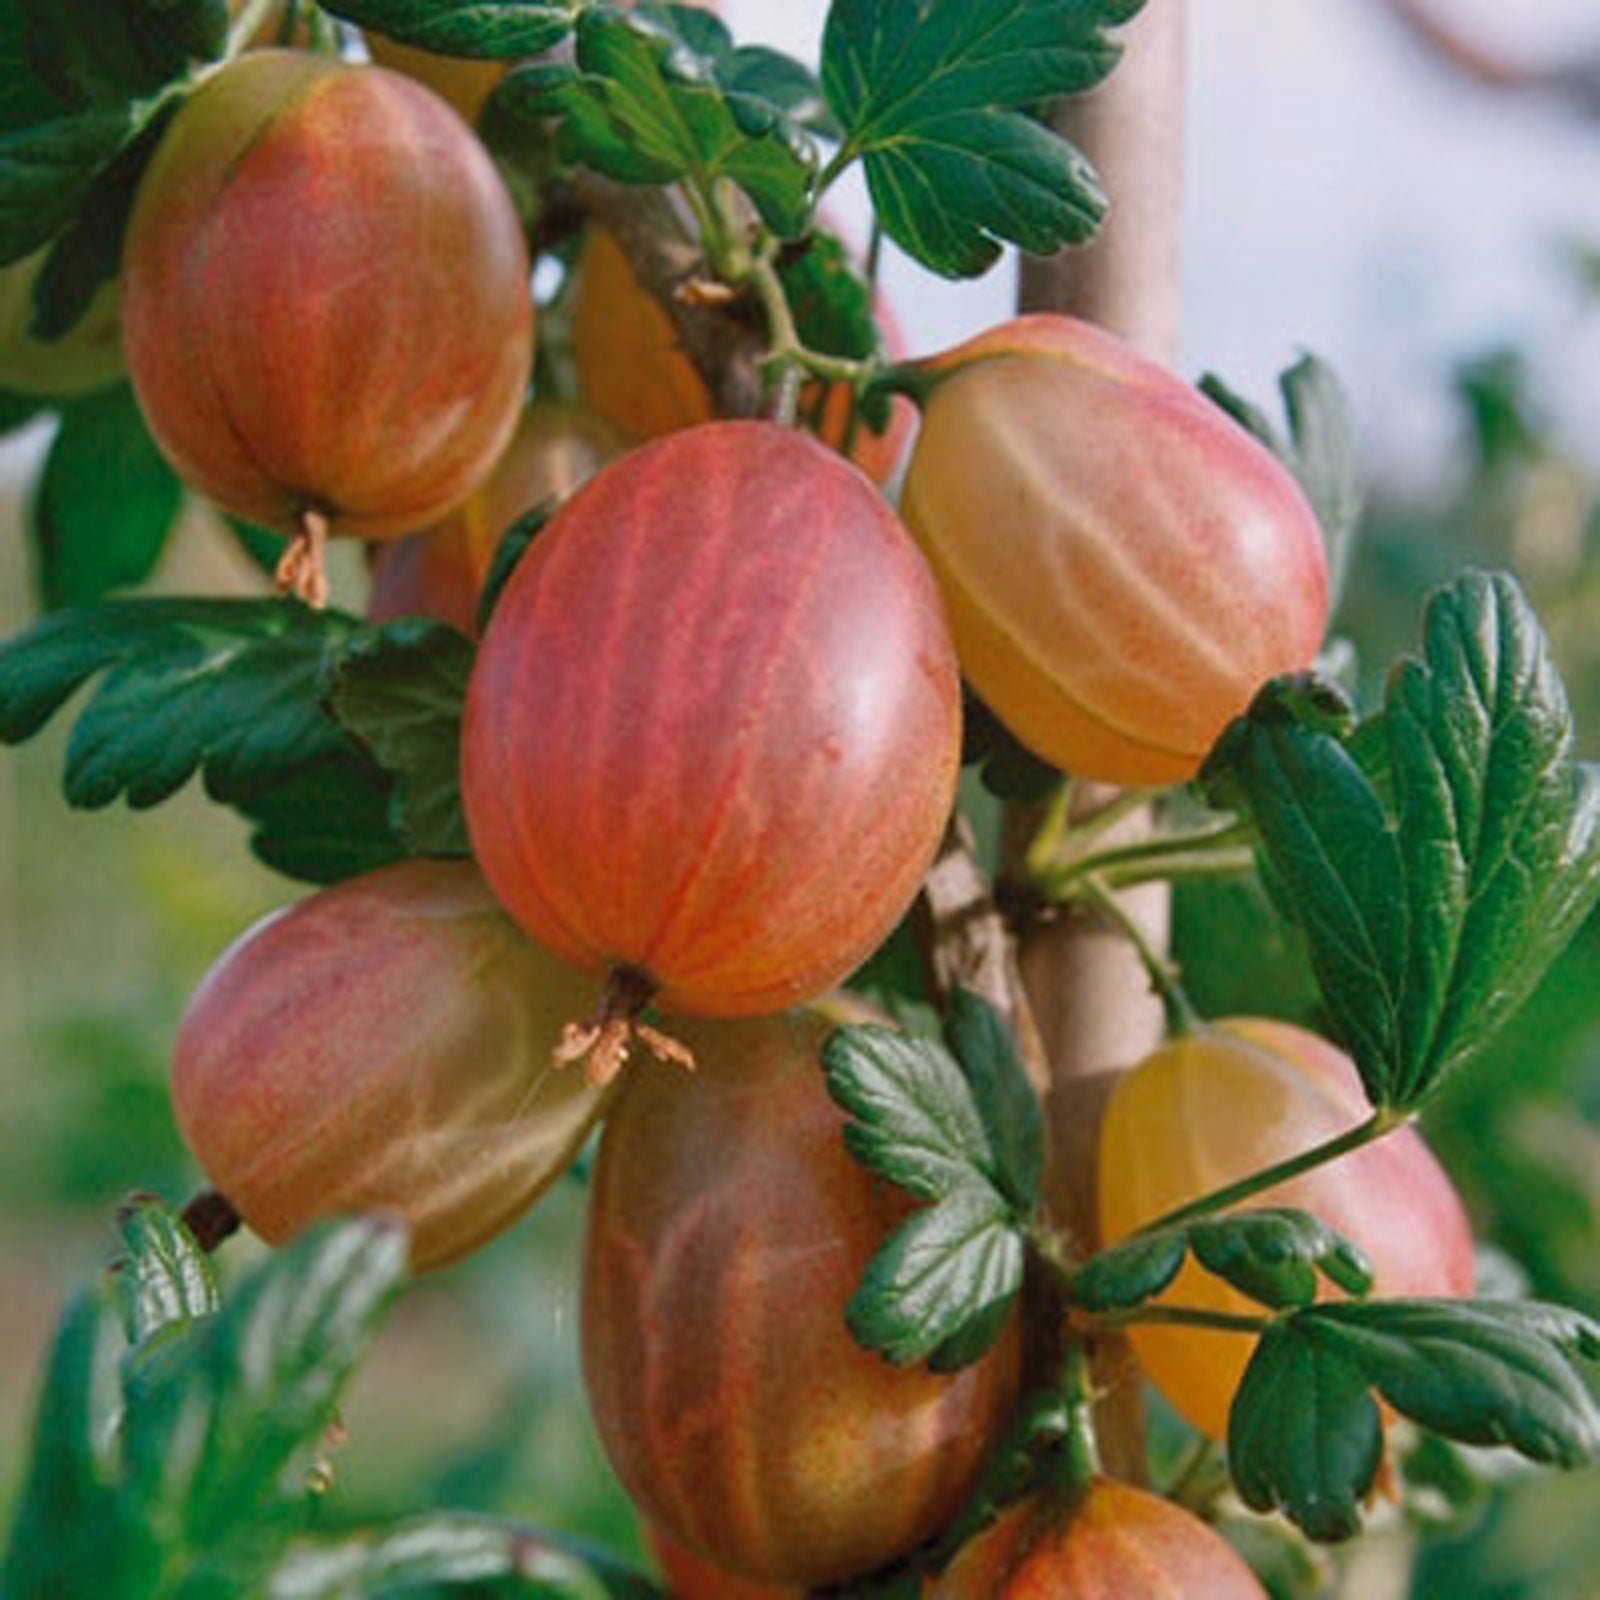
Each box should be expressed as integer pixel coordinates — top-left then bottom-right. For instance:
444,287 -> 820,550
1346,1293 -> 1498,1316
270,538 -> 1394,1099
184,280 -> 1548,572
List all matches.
820,0 -> 1141,277
31,384 -> 181,608
1229,1298 -> 1600,1544
497,8 -> 816,236
1203,572 -> 1600,1110
322,618 -> 474,857
1071,1207 -> 1373,1314
318,0 -> 579,59
0,599 -> 409,881
823,997 -> 1039,1370
1,1217 -> 410,1600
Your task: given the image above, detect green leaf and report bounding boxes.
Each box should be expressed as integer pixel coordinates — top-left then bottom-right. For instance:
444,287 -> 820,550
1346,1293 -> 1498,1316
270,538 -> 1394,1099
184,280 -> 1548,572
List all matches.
499,10 -> 816,236
112,1195 -> 221,1351
0,1286 -> 125,1600
318,0 -> 578,58
943,988 -> 1042,1214
118,1219 -> 409,1581
28,105 -> 172,342
822,1024 -> 1003,1202
1228,1318 -> 1381,1544
1202,572 -> 1600,1110
820,0 -> 1141,278
267,1515 -> 661,1599
0,106 -> 135,266
0,7 -> 74,133
1071,1207 -> 1372,1313
0,598 -> 369,805
825,1023 -> 1029,1371
1188,1209 -> 1372,1309
32,385 -> 182,609
1201,355 -> 1363,613
236,750 -> 406,886
1228,1298 -> 1600,1543
845,1183 -> 1023,1370
17,0 -> 227,107
0,598 -> 409,882
475,500 -> 553,634
322,619 -> 473,857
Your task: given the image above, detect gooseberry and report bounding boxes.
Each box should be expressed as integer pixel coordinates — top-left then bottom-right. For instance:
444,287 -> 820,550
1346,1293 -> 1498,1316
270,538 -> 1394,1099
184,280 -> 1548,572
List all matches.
171,859 -> 608,1271
122,50 -> 533,600
1096,1018 -> 1475,1440
900,314 -> 1328,783
582,1008 -> 1020,1587
460,420 -> 960,1044
929,1478 -> 1265,1598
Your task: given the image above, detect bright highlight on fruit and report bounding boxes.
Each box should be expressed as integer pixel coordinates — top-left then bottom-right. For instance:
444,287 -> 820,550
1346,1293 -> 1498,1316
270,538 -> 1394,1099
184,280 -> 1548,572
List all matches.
1097,1018 -> 1475,1440
901,314 -> 1329,784
171,860 -> 610,1271
122,49 -> 533,606
460,420 -> 961,1076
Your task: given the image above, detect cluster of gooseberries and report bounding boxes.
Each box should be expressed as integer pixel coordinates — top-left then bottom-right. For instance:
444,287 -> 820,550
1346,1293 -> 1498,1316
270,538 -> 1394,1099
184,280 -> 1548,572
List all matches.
39,13 -> 1473,1596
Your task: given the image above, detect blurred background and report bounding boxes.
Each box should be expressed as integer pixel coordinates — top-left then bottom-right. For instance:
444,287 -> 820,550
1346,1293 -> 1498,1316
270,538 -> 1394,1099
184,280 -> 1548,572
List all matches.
2,2 -> 1599,1595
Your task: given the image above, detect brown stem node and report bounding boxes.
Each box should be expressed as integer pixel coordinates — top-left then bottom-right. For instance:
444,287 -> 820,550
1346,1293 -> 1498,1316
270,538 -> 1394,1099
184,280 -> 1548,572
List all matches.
552,964 -> 695,1087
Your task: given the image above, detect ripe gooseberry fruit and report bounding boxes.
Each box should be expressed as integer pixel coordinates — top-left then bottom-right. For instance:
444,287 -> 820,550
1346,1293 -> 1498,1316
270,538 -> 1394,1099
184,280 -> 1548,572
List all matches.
646,1525 -> 800,1599
582,1008 -> 1020,1588
900,314 -> 1328,784
570,227 -> 915,485
929,1479 -> 1265,1598
171,859 -> 610,1271
368,402 -> 622,638
1096,1018 -> 1475,1440
460,420 -> 960,1075
121,49 -> 533,605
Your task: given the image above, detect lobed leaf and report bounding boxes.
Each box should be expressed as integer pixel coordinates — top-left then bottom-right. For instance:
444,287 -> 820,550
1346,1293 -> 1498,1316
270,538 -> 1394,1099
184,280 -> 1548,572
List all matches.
822,1024 -> 1001,1201
844,1183 -> 1023,1370
118,1219 -> 409,1575
15,0 -> 226,107
0,107 -> 134,265
319,0 -> 579,58
32,386 -> 181,610
321,619 -> 474,857
267,1515 -> 661,1598
1228,1317 -> 1381,1544
1188,1209 -> 1372,1309
496,9 -> 816,235
820,0 -> 1142,278
0,598 -> 409,882
1202,572 -> 1600,1110
1228,1297 -> 1600,1543
1071,1207 -> 1372,1313
112,1196 -> 220,1352
943,987 -> 1042,1214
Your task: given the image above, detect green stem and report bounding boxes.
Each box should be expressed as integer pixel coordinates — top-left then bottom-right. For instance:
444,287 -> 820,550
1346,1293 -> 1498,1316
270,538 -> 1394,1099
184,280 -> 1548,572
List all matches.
1037,819 -> 1257,899
1135,1109 -> 1411,1237
748,247 -> 879,396
1059,1339 -> 1100,1489
1080,876 -> 1200,1035
1103,1303 -> 1270,1336
814,143 -> 859,201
